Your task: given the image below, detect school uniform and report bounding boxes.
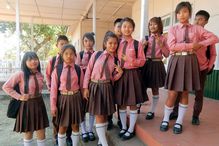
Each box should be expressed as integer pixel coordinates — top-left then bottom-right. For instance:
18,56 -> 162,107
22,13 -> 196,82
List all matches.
2,71 -> 49,133
165,23 -> 219,92
50,62 -> 84,127
115,37 -> 147,106
83,50 -> 122,116
142,34 -> 169,88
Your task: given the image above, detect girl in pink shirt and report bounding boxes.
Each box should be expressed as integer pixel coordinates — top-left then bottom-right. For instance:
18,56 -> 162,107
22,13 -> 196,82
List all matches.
3,52 -> 49,146
83,31 -> 123,146
142,17 -> 169,120
75,32 -> 96,142
50,44 -> 84,146
114,17 -> 148,140
160,1 -> 219,134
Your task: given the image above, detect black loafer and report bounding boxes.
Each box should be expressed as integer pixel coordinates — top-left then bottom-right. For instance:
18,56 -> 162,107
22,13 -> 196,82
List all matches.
107,120 -> 114,130
81,133 -> 89,143
169,112 -> 178,120
66,137 -> 72,146
118,129 -> 127,138
173,123 -> 183,134
121,131 -> 135,141
160,121 -> 169,132
88,132 -> 96,141
192,116 -> 200,125
146,112 -> 155,120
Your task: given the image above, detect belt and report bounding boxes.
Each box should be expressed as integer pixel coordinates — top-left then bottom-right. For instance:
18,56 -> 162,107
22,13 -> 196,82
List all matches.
146,58 -> 162,61
91,79 -> 111,83
60,90 -> 79,95
173,51 -> 194,56
29,94 -> 42,99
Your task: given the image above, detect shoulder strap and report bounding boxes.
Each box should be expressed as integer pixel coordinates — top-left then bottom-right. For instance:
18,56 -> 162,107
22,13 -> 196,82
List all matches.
74,64 -> 81,85
114,56 -> 119,65
206,45 -> 211,59
79,51 -> 84,60
56,63 -> 63,91
94,51 -> 103,63
133,39 -> 139,58
51,56 -> 57,72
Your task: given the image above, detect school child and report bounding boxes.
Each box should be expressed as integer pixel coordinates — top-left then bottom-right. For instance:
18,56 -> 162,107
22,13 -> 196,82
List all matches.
3,51 -> 49,146
75,32 -> 96,142
169,10 -> 217,125
50,44 -> 84,146
45,35 -> 71,145
114,17 -> 147,140
107,18 -> 123,131
160,1 -> 219,134
142,17 -> 169,120
83,31 -> 123,146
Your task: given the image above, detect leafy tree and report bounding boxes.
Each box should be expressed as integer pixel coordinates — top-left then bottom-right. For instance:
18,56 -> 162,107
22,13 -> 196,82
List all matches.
0,21 -> 69,60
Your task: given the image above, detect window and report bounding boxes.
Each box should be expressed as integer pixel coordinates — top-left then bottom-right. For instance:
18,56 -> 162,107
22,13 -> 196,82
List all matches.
161,14 -> 171,33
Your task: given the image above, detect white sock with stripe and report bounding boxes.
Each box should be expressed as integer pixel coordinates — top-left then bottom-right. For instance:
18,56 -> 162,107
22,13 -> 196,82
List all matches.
119,109 -> 127,130
175,103 -> 188,128
23,139 -> 34,146
162,105 -> 174,126
71,132 -> 79,146
88,114 -> 95,132
37,139 -> 46,146
125,110 -> 137,136
58,133 -> 66,146
150,95 -> 159,113
96,123 -> 108,146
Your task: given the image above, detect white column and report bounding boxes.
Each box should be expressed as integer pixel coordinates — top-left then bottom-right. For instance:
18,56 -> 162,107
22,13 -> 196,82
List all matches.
140,0 -> 149,40
92,0 -> 96,49
15,0 -> 21,67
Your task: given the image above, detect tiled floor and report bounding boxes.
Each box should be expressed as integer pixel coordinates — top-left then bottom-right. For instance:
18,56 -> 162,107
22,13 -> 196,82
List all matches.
134,88 -> 219,146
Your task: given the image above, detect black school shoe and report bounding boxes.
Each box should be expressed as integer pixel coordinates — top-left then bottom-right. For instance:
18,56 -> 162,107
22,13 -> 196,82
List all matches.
118,129 -> 127,138
145,112 -> 155,120
169,112 -> 178,120
66,136 -> 72,146
81,133 -> 89,143
121,131 -> 135,141
160,121 -> 169,132
173,123 -> 183,134
192,116 -> 200,125
107,119 -> 114,130
88,132 -> 96,141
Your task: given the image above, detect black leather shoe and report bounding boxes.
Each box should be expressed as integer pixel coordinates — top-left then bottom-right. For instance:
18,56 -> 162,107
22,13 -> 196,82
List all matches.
81,133 -> 89,143
146,112 -> 154,120
173,123 -> 183,134
192,116 -> 200,125
107,120 -> 114,130
169,112 -> 178,120
117,120 -> 122,129
88,132 -> 96,141
66,137 -> 72,146
121,131 -> 135,141
160,121 -> 169,132
118,129 -> 127,138
97,144 -> 102,146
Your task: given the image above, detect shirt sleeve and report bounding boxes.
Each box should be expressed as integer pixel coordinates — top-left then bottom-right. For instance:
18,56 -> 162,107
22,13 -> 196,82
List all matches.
198,27 -> 219,47
50,68 -> 58,113
161,37 -> 170,57
45,58 -> 52,90
2,71 -> 23,100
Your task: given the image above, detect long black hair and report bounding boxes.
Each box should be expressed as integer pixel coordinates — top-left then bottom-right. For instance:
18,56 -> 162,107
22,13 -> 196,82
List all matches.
21,51 -> 41,93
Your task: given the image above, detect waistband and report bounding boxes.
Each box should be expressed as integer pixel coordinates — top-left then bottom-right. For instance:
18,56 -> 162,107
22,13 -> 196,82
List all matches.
60,90 -> 79,95
172,51 -> 194,56
146,58 -> 162,61
29,94 -> 42,99
91,79 -> 111,84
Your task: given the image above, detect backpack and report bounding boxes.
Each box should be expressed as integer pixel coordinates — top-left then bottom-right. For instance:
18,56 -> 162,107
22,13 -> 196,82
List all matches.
79,51 -> 85,60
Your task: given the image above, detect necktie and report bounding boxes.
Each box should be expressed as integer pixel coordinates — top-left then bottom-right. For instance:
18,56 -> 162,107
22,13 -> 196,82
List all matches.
120,41 -> 128,68
66,65 -> 71,90
100,53 -> 110,79
33,74 -> 39,95
151,36 -> 156,58
184,25 -> 189,43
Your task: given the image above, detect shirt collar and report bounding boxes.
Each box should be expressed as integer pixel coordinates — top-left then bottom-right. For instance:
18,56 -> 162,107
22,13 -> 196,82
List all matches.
64,62 -> 75,68
121,36 -> 133,44
84,49 -> 94,53
103,50 -> 114,57
179,23 -> 191,28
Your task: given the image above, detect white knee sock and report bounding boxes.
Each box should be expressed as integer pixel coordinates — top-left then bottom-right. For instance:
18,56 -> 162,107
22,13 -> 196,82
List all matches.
88,114 -> 95,132
162,105 -> 174,125
150,95 -> 159,113
96,123 -> 108,146
175,103 -> 188,127
119,109 -> 127,130
71,132 -> 79,146
24,139 -> 34,146
58,133 -> 66,146
125,110 -> 137,136
80,121 -> 87,134
37,139 -> 46,146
